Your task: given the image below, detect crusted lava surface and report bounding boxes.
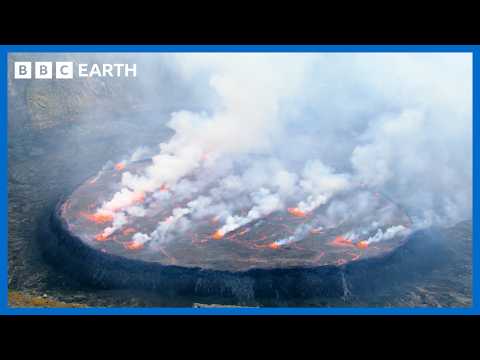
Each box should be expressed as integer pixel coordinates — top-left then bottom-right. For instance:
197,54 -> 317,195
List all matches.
58,161 -> 412,272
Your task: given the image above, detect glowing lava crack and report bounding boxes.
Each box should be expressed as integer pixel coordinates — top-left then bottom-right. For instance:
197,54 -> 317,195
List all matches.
55,161 -> 412,273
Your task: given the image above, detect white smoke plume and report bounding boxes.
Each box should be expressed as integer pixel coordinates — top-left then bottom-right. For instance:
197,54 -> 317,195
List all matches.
218,187 -> 283,235
274,222 -> 317,247
365,225 -> 410,244
297,161 -> 351,212
91,53 -> 471,247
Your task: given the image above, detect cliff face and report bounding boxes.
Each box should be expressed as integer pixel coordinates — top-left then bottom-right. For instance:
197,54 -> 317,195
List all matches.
8,54 -> 144,132
8,53 -> 204,133
7,53 -> 185,305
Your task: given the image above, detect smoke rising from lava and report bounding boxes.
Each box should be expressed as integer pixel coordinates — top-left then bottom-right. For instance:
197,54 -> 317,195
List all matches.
91,53 -> 471,247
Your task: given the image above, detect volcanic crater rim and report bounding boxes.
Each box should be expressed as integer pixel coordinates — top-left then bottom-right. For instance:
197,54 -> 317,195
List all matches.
56,160 -> 412,272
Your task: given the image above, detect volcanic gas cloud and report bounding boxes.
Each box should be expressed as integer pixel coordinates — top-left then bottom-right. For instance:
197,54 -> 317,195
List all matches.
61,53 -> 472,270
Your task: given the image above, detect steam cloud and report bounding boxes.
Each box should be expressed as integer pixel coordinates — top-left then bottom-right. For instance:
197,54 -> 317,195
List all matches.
93,53 -> 472,247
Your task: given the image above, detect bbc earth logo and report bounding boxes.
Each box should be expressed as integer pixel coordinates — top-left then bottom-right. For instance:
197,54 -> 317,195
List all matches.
14,61 -> 137,79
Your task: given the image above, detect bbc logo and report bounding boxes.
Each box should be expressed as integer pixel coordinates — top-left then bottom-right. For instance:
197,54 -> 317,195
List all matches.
14,61 -> 74,79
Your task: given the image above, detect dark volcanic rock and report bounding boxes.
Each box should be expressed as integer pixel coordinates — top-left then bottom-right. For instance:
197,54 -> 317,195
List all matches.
42,190 -> 471,306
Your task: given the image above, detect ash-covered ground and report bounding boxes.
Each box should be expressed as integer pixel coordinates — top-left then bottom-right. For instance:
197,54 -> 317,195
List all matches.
7,53 -> 472,307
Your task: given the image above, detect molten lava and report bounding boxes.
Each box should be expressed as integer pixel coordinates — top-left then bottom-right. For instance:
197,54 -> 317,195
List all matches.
81,211 -> 113,224
95,232 -> 110,242
268,242 -> 280,250
330,235 -> 353,247
122,227 -> 137,236
355,240 -> 369,250
61,159 -> 412,273
115,162 -> 126,171
212,229 -> 225,240
287,207 -> 307,217
124,241 -> 144,251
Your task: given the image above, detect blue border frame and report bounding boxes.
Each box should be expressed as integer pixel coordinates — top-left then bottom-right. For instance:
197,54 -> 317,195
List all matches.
0,44 -> 477,315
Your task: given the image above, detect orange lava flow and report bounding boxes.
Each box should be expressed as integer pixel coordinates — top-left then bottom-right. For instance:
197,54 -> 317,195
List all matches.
355,240 -> 369,250
268,242 -> 280,250
95,233 -> 110,242
115,162 -> 126,171
122,227 -> 137,236
81,212 -> 113,224
124,241 -> 144,251
329,235 -> 354,247
287,207 -> 307,217
212,229 -> 225,240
